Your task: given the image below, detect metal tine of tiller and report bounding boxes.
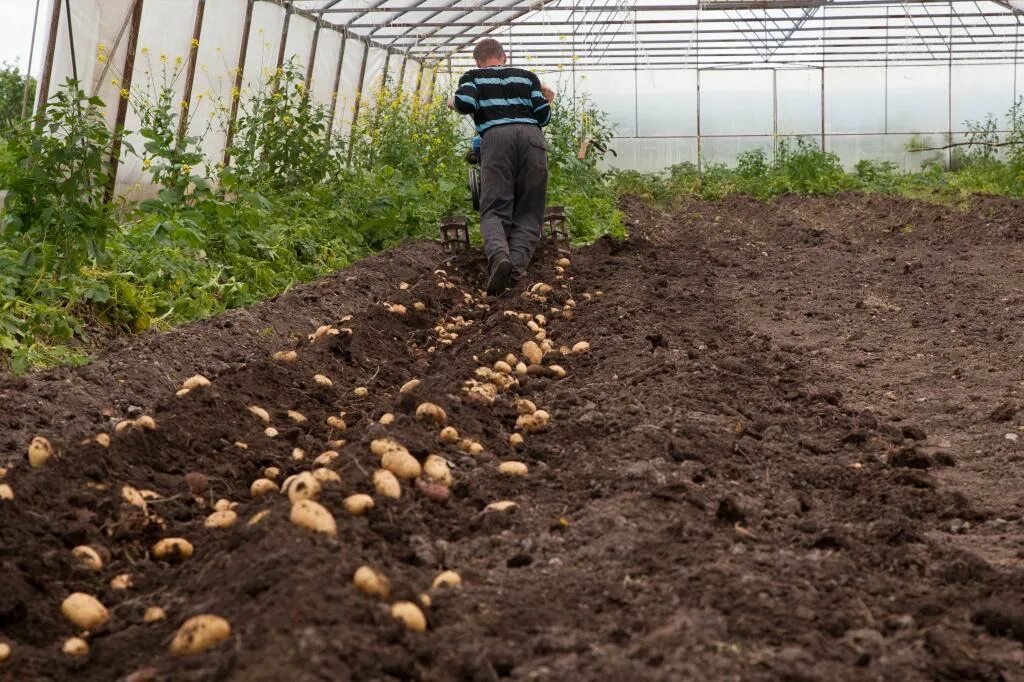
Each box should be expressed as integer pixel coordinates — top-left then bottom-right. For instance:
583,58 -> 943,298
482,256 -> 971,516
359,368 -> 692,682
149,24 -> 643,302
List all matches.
439,216 -> 470,262
544,206 -> 571,252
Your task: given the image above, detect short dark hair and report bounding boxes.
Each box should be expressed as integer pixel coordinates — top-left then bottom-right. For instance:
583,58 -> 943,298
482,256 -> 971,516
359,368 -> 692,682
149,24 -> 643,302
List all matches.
473,38 -> 505,63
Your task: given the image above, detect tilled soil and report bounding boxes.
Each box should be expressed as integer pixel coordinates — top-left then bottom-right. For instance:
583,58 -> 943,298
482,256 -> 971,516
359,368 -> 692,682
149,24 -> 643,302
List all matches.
3,193 -> 1024,681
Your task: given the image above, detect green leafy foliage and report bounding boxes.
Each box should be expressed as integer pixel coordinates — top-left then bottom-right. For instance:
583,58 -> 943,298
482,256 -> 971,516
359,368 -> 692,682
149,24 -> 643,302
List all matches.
0,65 -> 622,373
611,102 -> 1024,206
2,80 -> 117,270
228,60 -> 340,190
0,61 -> 35,133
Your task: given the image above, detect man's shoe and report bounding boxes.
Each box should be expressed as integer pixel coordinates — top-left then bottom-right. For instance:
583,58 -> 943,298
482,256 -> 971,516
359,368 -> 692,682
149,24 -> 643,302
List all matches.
486,259 -> 514,296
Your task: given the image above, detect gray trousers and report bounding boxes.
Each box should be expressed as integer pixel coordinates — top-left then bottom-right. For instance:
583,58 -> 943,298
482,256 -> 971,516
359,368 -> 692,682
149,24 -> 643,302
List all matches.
479,124 -> 548,272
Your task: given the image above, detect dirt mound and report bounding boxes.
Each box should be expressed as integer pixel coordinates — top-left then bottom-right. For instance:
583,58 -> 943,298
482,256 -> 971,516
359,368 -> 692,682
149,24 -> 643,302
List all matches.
2,194 -> 1024,680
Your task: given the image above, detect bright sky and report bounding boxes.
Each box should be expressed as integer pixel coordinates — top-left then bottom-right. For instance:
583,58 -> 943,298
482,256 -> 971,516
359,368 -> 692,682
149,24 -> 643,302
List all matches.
0,0 -> 48,75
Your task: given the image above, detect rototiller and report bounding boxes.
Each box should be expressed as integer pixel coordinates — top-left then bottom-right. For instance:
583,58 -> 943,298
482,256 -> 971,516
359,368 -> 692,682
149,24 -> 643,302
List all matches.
439,137 -> 571,256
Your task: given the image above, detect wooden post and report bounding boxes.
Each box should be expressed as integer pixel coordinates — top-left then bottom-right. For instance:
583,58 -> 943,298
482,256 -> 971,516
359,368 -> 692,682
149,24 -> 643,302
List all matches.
347,45 -> 370,164
350,45 -> 369,129
178,0 -> 206,143
106,0 -> 145,200
397,54 -> 408,93
326,33 -> 347,141
305,17 -> 322,89
223,0 -> 255,165
35,0 -> 64,118
276,1 -> 292,71
21,0 -> 42,118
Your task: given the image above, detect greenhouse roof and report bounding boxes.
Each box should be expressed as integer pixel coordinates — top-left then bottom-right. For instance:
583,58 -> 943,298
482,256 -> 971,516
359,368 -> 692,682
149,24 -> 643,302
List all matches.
291,0 -> 1024,70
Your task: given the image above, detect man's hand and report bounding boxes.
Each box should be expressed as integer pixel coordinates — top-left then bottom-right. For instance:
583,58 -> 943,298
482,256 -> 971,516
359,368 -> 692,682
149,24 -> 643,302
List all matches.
540,84 -> 555,103
447,95 -> 457,111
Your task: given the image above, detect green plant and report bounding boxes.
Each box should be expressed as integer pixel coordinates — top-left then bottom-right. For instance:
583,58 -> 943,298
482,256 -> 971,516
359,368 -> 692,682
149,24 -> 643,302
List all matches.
0,61 -> 35,133
227,59 -> 339,190
2,80 -> 118,270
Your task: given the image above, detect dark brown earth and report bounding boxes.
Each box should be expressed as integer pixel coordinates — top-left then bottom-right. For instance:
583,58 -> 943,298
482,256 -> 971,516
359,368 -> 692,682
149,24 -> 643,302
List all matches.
3,193 -> 1024,681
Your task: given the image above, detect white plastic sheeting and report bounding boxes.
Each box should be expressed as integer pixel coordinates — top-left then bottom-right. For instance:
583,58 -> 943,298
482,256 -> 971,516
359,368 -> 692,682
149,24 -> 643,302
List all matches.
33,0 -> 1024,179
554,61 -> 1024,172
37,0 -> 434,195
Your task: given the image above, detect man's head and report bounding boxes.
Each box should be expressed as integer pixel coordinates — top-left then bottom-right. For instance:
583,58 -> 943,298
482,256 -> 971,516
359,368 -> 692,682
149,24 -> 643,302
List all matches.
473,38 -> 506,67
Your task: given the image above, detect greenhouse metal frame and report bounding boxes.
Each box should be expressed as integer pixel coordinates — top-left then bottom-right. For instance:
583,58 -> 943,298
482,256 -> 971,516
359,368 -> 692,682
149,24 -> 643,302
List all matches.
28,0 -> 1024,186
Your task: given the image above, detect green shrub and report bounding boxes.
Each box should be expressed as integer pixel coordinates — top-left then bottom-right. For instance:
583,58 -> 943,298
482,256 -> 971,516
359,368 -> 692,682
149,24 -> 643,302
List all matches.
2,80 -> 117,270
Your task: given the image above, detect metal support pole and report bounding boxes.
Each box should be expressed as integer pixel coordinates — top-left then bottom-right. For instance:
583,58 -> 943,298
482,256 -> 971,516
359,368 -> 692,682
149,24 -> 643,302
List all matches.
884,7 -> 889,134
326,34 -> 347,141
306,18 -> 322,89
34,0 -> 63,120
348,46 -> 370,163
695,6 -> 701,171
107,0 -> 144,200
64,0 -> 78,82
414,61 -> 425,102
772,68 -> 778,162
820,5 -> 826,151
571,8 -> 577,103
696,69 -> 702,171
178,0 -> 206,143
224,0 -> 255,166
351,45 -> 369,119
947,0 -> 953,169
275,0 -> 292,91
21,0 -> 42,119
381,50 -> 392,90
428,65 -> 438,102
397,54 -> 408,92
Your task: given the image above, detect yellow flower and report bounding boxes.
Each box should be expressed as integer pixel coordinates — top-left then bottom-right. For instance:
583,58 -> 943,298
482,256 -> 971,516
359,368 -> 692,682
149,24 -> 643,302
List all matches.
120,88 -> 130,99
97,55 -> 107,64
180,100 -> 189,109
181,164 -> 192,174
160,54 -> 168,63
191,38 -> 200,48
231,86 -> 241,99
111,78 -> 120,86
142,158 -> 152,169
175,56 -> 183,66
141,47 -> 150,55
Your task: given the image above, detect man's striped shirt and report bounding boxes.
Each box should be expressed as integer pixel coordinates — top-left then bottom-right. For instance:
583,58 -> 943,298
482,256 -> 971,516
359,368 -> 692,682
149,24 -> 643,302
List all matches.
452,66 -> 551,135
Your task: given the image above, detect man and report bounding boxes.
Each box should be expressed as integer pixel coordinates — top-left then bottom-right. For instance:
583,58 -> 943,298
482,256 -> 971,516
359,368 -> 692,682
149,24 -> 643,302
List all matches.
448,38 -> 555,295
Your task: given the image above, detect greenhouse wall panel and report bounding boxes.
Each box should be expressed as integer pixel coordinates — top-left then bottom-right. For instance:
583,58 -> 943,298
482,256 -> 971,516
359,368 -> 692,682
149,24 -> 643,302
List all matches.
701,135 -> 775,167
27,0 -> 1024,188
334,39 -> 365,138
189,0 -> 248,173
310,30 -> 344,113
362,47 -> 388,110
776,69 -> 823,137
117,0 -> 199,196
636,69 -> 697,138
574,70 -> 637,138
607,138 -> 698,172
284,14 -> 317,72
824,67 -> 886,136
885,65 -> 950,135
701,70 -> 773,137
241,1 -> 285,94
951,64 -> 1016,130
